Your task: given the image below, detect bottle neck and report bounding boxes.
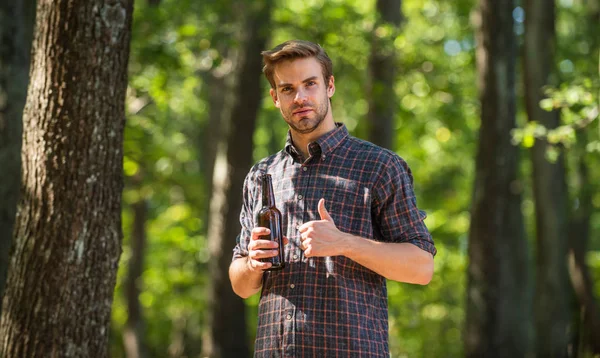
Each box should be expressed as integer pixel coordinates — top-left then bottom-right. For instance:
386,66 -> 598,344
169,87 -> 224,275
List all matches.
261,174 -> 276,208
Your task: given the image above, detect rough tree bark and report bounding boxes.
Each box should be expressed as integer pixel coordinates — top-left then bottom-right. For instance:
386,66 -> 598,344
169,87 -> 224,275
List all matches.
203,1 -> 272,357
524,0 -> 573,355
0,0 -> 35,314
465,0 -> 532,356
0,0 -> 133,357
367,0 -> 402,150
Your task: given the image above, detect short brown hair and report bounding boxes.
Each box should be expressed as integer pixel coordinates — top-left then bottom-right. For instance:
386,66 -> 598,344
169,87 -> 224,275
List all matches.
261,40 -> 333,89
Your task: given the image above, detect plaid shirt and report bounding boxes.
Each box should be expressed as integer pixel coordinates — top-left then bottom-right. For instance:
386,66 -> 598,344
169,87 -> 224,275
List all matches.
233,123 -> 436,357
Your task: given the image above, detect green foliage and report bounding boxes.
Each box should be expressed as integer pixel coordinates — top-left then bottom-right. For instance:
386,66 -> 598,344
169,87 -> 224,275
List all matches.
512,79 -> 599,154
111,0 -> 222,355
512,0 -> 600,157
110,0 -> 600,357
383,2 -> 476,356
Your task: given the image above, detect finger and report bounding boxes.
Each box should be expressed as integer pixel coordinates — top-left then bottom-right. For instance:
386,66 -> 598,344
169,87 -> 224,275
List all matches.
300,231 -> 309,241
283,236 -> 290,245
298,222 -> 314,233
249,239 -> 279,251
318,198 -> 333,222
251,227 -> 270,239
305,246 -> 312,257
249,259 -> 272,271
249,248 -> 280,260
300,238 -> 310,250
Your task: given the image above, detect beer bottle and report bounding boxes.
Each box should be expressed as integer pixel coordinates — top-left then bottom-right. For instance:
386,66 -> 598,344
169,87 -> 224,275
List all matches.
257,174 -> 285,271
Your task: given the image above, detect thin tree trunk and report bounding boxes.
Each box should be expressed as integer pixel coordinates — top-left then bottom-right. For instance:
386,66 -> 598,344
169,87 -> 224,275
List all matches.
0,0 -> 35,314
123,197 -> 148,358
201,72 -> 227,198
197,9 -> 238,196
199,43 -> 237,222
465,0 -> 531,356
367,0 -> 402,150
568,3 -> 600,354
524,1 -> 572,355
168,316 -> 187,357
567,133 -> 600,354
203,1 -> 272,357
0,0 -> 133,356
196,29 -> 238,358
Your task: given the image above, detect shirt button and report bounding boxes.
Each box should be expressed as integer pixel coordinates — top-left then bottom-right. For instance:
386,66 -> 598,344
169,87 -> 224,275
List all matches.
296,224 -> 300,230
298,194 -> 303,200
293,254 -> 298,260
286,314 -> 292,320
290,284 -> 295,289
302,166 -> 308,172
322,155 -> 326,160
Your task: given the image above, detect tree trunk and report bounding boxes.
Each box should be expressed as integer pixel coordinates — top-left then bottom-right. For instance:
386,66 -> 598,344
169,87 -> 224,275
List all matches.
465,0 -> 532,356
123,198 -> 149,358
567,133 -> 600,354
196,23 -> 237,358
367,0 -> 402,150
203,1 -> 272,357
0,0 -> 35,314
524,1 -> 573,355
0,0 -> 133,356
568,4 -> 600,354
200,71 -> 228,200
199,42 -> 237,223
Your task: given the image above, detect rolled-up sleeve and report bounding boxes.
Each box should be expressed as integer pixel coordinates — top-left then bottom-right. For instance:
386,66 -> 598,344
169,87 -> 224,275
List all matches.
372,155 -> 436,256
232,170 -> 256,260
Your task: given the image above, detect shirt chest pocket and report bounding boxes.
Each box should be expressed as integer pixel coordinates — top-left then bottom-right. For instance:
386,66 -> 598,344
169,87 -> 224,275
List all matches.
327,179 -> 372,238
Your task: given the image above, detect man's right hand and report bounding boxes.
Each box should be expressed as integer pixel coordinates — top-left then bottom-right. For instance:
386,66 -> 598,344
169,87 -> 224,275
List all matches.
247,227 -> 287,272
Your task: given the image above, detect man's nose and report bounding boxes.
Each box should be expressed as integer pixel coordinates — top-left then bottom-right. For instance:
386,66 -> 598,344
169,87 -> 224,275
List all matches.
294,89 -> 308,104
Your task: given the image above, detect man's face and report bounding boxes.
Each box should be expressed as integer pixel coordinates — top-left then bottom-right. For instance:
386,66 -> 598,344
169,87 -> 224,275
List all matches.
269,57 -> 335,134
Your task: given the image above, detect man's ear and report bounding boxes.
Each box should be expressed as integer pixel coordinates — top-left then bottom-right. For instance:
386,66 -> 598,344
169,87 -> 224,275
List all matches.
327,75 -> 335,98
270,88 -> 280,108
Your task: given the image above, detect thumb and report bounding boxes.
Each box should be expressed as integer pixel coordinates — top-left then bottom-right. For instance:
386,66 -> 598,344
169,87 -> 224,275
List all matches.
318,198 -> 333,222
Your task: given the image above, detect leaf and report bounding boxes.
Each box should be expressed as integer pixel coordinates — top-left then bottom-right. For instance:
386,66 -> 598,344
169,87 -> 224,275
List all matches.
523,133 -> 535,148
539,98 -> 555,111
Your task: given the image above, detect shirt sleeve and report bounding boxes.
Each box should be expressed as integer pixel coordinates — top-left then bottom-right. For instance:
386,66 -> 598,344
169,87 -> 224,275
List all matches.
232,170 -> 256,261
372,155 -> 437,256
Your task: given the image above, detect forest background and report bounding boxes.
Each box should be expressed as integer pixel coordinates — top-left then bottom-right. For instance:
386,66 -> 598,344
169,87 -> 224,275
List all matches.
0,0 -> 599,357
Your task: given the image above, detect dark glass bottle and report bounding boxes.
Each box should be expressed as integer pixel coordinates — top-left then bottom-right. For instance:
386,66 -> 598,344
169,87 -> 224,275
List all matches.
257,174 -> 285,271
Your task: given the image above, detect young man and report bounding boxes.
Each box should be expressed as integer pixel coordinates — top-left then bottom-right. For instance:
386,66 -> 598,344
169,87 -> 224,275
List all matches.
229,39 -> 436,357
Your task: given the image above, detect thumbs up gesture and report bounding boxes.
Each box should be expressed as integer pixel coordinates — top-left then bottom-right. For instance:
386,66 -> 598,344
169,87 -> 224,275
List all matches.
298,198 -> 350,258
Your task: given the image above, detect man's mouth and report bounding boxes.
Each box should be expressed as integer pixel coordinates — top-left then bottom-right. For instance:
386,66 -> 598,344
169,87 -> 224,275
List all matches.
293,108 -> 313,115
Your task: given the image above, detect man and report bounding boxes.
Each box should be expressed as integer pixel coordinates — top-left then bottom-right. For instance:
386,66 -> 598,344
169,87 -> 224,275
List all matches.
229,39 -> 436,357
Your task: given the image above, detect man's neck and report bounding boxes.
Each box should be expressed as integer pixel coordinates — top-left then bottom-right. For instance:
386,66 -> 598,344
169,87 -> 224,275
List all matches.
291,120 -> 336,159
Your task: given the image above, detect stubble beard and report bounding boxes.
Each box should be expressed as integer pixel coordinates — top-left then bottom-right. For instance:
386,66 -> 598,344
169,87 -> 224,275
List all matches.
284,94 -> 330,135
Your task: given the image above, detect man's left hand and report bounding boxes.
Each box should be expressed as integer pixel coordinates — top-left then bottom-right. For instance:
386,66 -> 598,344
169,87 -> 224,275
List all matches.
298,198 -> 351,257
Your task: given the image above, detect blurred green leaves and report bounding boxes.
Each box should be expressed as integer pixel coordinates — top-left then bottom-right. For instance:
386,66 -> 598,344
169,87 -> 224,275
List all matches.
512,79 -> 599,155
110,0 -> 600,357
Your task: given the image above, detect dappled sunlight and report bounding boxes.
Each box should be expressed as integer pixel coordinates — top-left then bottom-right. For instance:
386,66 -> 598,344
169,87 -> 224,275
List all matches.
99,0 -> 600,356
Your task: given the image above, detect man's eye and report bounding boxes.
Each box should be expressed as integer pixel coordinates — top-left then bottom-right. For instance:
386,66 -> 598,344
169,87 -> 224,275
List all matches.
307,81 -> 316,86
281,87 -> 292,93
